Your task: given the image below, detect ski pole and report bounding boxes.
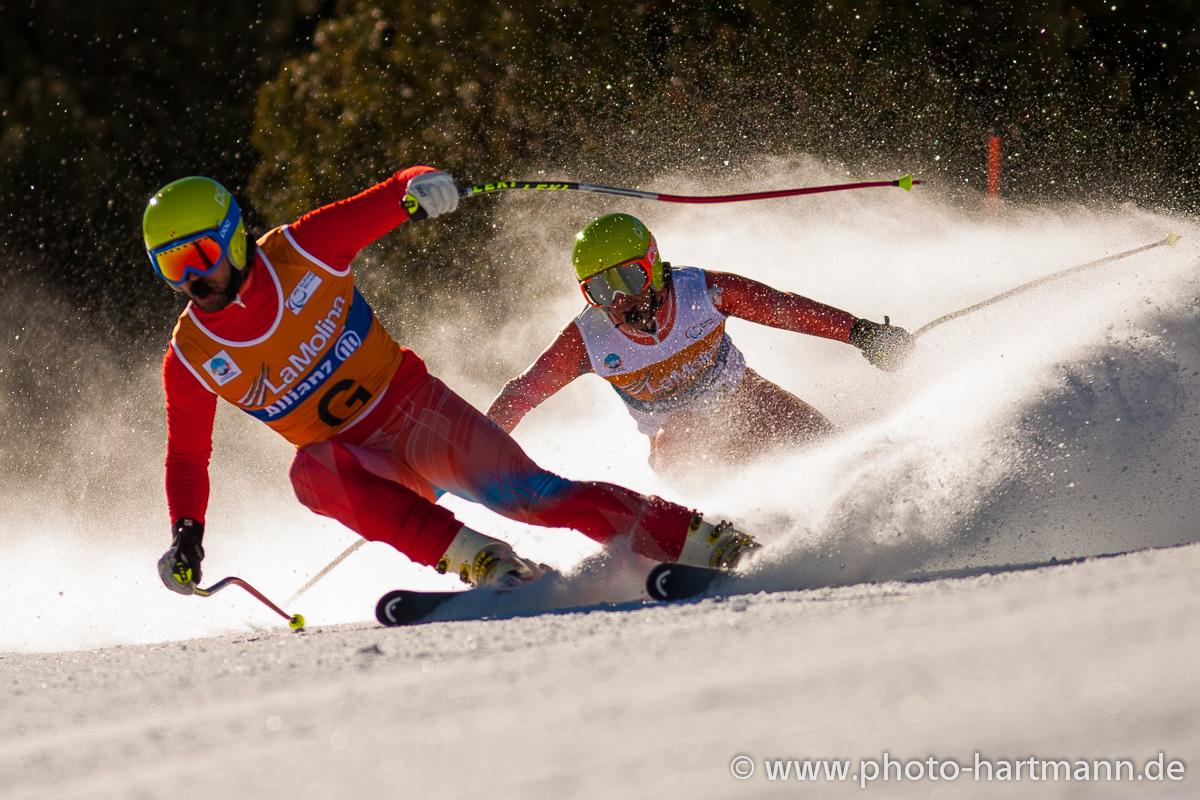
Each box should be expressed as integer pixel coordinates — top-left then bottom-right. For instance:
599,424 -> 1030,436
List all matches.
285,488 -> 450,604
285,539 -> 364,606
914,233 -> 1181,338
406,175 -> 920,218
194,576 -> 306,631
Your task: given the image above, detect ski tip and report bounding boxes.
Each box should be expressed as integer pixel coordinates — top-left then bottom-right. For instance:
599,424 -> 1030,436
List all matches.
646,562 -> 721,602
646,563 -> 674,601
1165,232 -> 1180,247
375,590 -> 406,626
896,174 -> 914,192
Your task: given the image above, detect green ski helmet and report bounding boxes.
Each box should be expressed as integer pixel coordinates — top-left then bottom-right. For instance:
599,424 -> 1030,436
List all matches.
572,213 -> 665,306
143,176 -> 248,286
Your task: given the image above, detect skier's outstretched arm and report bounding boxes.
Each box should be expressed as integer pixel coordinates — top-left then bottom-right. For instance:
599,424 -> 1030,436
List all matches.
486,323 -> 591,433
286,166 -> 458,270
707,270 -> 913,370
159,347 -> 218,593
705,269 -> 858,341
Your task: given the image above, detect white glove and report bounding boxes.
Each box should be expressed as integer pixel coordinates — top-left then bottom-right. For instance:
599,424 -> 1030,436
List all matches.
405,170 -> 459,219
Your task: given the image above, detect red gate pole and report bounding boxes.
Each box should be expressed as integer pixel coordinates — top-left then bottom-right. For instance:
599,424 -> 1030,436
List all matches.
987,132 -> 1002,213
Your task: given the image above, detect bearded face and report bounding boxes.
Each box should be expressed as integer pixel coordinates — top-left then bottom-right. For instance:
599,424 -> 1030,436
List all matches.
605,286 -> 664,336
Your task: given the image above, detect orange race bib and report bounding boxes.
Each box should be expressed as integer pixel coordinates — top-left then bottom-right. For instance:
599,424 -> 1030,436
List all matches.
170,226 -> 403,446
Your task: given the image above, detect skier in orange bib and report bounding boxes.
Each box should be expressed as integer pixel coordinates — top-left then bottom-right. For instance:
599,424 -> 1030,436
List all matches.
486,213 -> 914,477
148,171 -> 760,598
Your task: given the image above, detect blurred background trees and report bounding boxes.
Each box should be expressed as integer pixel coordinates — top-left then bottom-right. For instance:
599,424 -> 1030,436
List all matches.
3,0 -> 1198,342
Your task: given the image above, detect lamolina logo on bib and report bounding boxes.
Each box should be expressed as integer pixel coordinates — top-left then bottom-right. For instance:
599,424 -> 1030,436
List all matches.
264,295 -> 347,395
236,290 -> 375,422
622,347 -> 719,397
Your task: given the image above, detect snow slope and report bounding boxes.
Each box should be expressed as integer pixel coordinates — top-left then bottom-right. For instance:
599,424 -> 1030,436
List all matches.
1,159 -> 1197,796
1,543 -> 1195,799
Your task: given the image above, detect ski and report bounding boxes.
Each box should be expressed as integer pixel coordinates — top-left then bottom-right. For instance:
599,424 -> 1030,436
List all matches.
645,562 -> 730,601
375,570 -> 557,626
375,588 -> 469,626
645,545 -> 1183,603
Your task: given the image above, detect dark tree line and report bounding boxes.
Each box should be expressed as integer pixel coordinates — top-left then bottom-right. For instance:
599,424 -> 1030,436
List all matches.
3,0 -> 1198,343
1,0 -> 327,339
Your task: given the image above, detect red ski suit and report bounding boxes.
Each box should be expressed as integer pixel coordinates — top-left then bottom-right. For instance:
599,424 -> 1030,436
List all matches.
162,167 -> 693,566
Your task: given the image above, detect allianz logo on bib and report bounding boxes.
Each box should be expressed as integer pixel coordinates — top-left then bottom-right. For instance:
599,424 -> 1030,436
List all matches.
203,350 -> 242,385
253,295 -> 365,420
286,271 -> 323,314
334,330 -> 362,360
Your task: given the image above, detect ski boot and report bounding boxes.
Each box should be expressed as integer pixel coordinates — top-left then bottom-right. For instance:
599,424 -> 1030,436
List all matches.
676,514 -> 761,571
644,516 -> 761,601
437,526 -> 545,590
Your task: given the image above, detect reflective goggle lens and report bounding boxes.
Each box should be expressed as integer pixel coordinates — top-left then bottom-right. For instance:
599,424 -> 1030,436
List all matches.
581,261 -> 652,307
152,234 -> 225,285
148,197 -> 240,286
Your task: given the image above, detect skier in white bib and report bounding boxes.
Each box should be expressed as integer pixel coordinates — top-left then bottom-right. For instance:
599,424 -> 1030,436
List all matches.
487,213 -> 913,476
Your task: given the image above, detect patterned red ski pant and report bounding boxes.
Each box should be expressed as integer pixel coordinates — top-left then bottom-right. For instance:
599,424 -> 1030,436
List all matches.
289,354 -> 693,567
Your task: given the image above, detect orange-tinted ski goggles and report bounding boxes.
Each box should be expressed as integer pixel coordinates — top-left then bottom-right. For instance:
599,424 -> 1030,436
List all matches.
579,252 -> 657,307
148,199 -> 241,286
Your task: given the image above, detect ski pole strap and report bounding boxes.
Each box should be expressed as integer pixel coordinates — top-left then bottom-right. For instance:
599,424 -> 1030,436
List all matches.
914,233 -> 1180,338
403,192 -> 427,221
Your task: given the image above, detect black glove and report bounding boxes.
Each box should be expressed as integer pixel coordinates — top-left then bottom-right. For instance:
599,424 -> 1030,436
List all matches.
849,316 -> 914,372
158,518 -> 205,595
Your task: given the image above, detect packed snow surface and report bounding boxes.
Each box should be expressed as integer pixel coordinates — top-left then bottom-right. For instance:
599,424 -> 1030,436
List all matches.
1,544 -> 1195,799
1,160 -> 1197,797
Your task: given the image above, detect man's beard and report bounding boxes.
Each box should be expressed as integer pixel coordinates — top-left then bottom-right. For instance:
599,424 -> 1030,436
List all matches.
187,262 -> 244,310
621,303 -> 657,334
188,276 -> 238,309
615,291 -> 662,335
